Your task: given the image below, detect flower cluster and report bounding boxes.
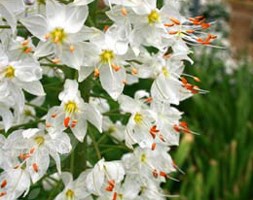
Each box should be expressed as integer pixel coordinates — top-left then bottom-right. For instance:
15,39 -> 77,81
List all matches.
0,0 -> 217,199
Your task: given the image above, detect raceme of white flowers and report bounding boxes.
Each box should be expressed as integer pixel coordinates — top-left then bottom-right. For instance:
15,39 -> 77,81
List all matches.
0,0 -> 217,199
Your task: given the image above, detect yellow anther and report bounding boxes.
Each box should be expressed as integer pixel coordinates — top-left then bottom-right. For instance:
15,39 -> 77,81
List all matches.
64,101 -> 78,114
4,66 -> 15,78
148,10 -> 160,24
99,50 -> 115,64
49,28 -> 66,44
134,113 -> 143,124
65,189 -> 75,200
34,136 -> 45,146
162,67 -> 169,77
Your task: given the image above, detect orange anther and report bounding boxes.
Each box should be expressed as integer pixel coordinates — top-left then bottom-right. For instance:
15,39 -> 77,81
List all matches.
44,33 -> 50,40
201,23 -> 211,29
52,58 -> 60,64
152,169 -> 159,178
149,125 -> 159,139
69,45 -> 75,53
193,76 -> 201,82
19,153 -> 30,160
164,23 -> 174,27
21,40 -> 29,46
131,68 -> 138,75
51,113 -> 57,118
113,192 -> 117,200
30,147 -> 35,154
46,123 -> 52,128
168,30 -> 178,35
160,171 -> 167,177
32,163 -> 39,173
111,64 -> 121,72
173,124 -> 181,133
24,47 -> 32,54
144,97 -> 153,103
151,142 -> 156,151
169,17 -> 180,25
105,180 -> 115,192
121,7 -> 128,16
94,68 -> 100,78
0,192 -> 7,197
186,30 -> 195,34
104,25 -> 109,32
71,120 -> 78,128
64,117 -> 70,127
1,180 -> 7,188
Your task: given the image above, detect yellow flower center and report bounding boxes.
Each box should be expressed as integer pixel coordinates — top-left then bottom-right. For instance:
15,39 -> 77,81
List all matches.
49,28 -> 66,44
65,189 -> 75,200
140,153 -> 146,163
64,101 -> 78,114
4,66 -> 15,78
134,113 -> 143,125
34,136 -> 45,146
148,10 -> 160,24
99,50 -> 115,64
162,67 -> 169,77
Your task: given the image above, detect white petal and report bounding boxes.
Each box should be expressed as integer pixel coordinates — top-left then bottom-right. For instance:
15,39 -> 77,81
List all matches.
0,107 -> 13,131
84,103 -> 102,132
34,41 -> 54,58
71,117 -> 88,142
99,65 -> 126,100
20,81 -> 45,96
20,15 -> 48,40
78,66 -> 93,82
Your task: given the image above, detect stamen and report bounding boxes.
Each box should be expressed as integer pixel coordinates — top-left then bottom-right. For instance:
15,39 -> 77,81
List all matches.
169,17 -> 180,25
152,169 -> 159,178
149,125 -> 159,139
0,192 -> 6,197
113,192 -> 117,200
94,68 -> 100,77
164,23 -> 174,27
69,45 -> 75,53
32,163 -> 39,173
168,30 -> 178,35
151,142 -> 156,151
131,68 -> 138,75
51,113 -> 57,118
4,66 -> 15,78
71,120 -> 78,128
105,180 -> 115,192
52,58 -> 61,64
1,180 -> 7,188
121,7 -> 127,16
111,64 -> 121,72
64,117 -> 70,127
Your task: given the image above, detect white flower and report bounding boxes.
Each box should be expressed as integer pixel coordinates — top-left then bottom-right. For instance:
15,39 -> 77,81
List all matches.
86,159 -> 125,196
47,79 -> 102,142
3,128 -> 72,183
55,172 -> 91,200
21,0 -> 96,63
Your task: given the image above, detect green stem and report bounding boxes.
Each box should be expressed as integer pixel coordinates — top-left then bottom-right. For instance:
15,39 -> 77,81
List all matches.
25,102 -> 48,112
89,131 -> 102,159
0,25 -> 25,29
0,120 -> 45,134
